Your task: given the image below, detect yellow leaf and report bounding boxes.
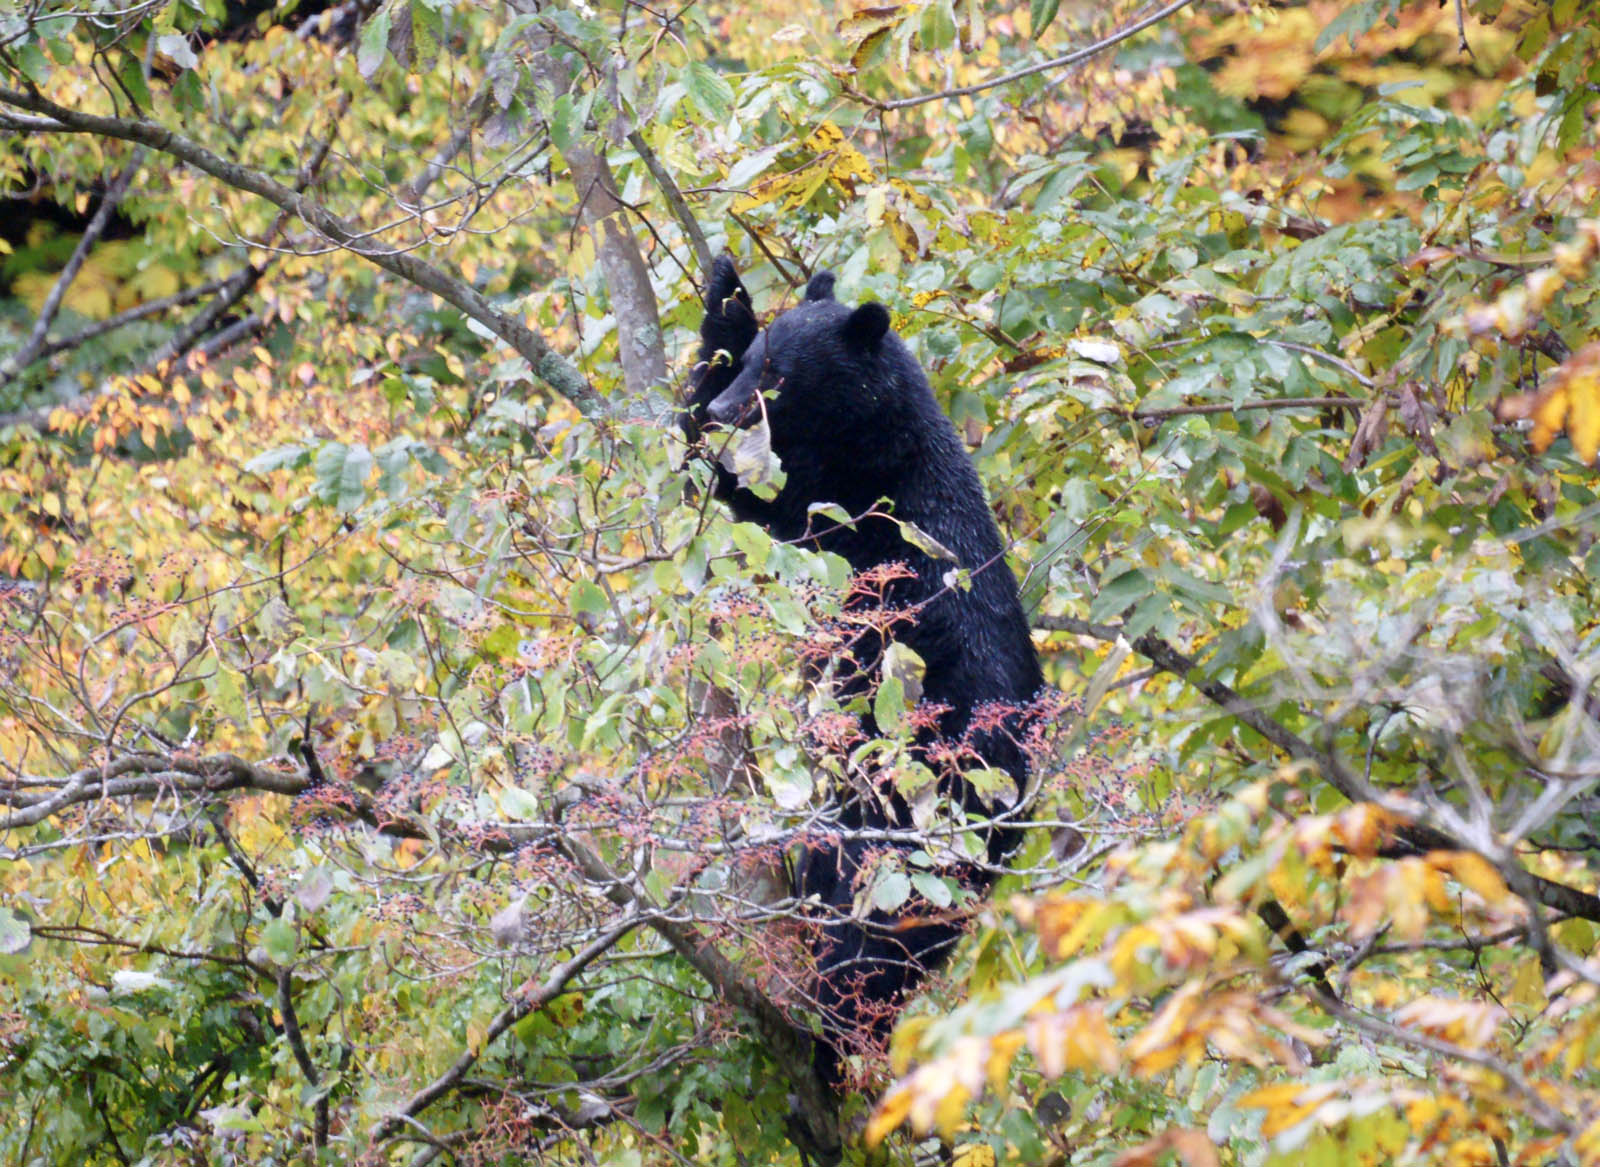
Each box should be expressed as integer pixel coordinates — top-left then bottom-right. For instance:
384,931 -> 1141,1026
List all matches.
1430,852 -> 1510,905
866,1084 -> 913,1146
953,1144 -> 995,1167
890,1014 -> 931,1075
1496,342 -> 1600,463
986,1030 -> 1023,1091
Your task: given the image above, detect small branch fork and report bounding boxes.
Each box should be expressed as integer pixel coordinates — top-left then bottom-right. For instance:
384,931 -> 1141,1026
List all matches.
1034,613 -> 1600,927
0,746 -> 840,1159
0,147 -> 145,391
0,85 -> 607,419
861,0 -> 1199,113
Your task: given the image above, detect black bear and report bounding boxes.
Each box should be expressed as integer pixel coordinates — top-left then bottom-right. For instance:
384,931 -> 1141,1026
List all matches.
684,256 -> 1043,1089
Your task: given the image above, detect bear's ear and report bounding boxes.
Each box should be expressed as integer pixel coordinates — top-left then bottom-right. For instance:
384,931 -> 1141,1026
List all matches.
804,271 -> 837,302
705,255 -> 751,313
843,302 -> 891,348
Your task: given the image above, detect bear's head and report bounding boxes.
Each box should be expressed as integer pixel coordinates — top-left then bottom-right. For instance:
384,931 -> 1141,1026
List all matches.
703,271 -> 894,439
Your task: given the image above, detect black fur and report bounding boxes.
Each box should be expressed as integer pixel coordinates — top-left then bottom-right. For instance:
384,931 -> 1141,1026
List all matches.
686,258 -> 1043,1088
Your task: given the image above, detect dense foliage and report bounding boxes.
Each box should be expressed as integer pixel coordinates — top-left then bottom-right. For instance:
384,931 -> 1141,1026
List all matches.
1,0 -> 1598,1164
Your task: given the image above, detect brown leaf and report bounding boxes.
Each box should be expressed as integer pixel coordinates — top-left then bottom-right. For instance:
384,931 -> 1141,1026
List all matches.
1397,382 -> 1437,458
1113,1128 -> 1220,1167
1343,396 -> 1389,470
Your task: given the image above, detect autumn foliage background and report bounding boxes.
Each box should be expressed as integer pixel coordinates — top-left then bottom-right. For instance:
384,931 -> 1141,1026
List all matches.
1,0 -> 1599,1164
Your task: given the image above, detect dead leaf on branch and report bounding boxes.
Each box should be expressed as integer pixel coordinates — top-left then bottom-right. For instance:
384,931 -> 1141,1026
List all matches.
1496,341 -> 1600,465
1112,1128 -> 1220,1167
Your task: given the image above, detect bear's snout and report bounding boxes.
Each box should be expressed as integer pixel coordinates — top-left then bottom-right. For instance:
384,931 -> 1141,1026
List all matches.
706,388 -> 752,427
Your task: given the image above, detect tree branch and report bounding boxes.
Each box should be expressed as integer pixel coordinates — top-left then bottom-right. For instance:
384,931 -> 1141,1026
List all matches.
0,147 -> 145,390
869,0 -> 1197,112
1127,395 -> 1361,422
0,87 -> 608,418
277,966 -> 330,1148
370,909 -> 642,1144
553,830 -> 842,1163
1035,614 -> 1600,924
628,129 -> 713,275
29,274 -> 234,362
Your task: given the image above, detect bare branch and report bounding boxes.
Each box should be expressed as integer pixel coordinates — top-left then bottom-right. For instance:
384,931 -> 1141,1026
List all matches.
553,829 -> 842,1163
1128,395 -> 1362,422
1034,614 -> 1600,924
29,275 -> 232,363
0,147 -> 145,390
371,909 -> 643,1144
0,86 -> 608,418
869,0 -> 1198,112
629,129 -> 713,275
277,967 -> 330,1148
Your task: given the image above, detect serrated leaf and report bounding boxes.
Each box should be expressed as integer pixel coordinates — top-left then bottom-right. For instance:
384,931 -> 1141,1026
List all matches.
682,59 -> 734,121
313,441 -> 372,514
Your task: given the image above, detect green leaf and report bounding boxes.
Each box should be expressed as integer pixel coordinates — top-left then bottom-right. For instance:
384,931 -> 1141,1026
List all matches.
244,443 -> 309,475
358,5 -> 393,77
920,0 -> 956,50
262,917 -> 298,963
1029,0 -> 1060,38
1089,565 -> 1152,622
895,518 -> 958,562
871,869 -> 912,913
0,906 -> 31,955
15,39 -> 51,85
729,521 -> 772,571
410,0 -> 442,66
874,674 -> 906,735
881,641 -> 925,707
313,442 -> 372,514
500,786 -> 540,820
568,580 -> 609,619
911,871 -> 955,908
682,60 -> 735,121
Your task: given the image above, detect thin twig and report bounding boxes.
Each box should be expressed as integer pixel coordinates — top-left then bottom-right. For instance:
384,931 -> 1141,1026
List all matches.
0,147 -> 145,389
873,0 -> 1197,112
371,910 -> 643,1143
30,275 -> 233,362
628,129 -> 713,274
1129,395 -> 1360,422
0,86 -> 605,417
1034,613 -> 1600,925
